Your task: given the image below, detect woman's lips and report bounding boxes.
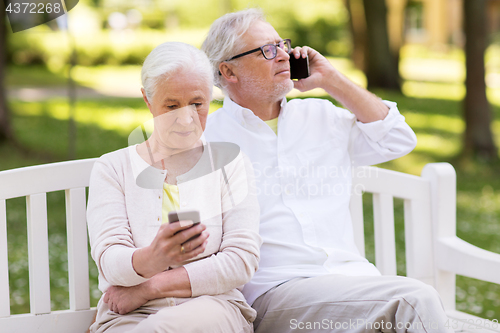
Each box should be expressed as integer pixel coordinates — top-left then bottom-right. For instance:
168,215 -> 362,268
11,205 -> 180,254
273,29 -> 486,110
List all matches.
174,131 -> 193,137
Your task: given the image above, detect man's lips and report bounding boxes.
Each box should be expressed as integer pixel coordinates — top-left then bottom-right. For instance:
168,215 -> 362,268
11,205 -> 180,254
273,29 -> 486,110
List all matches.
275,68 -> 290,76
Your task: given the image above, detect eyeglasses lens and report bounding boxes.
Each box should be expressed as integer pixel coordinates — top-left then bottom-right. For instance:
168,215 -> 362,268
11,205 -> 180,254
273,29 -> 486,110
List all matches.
262,40 -> 292,60
262,45 -> 275,59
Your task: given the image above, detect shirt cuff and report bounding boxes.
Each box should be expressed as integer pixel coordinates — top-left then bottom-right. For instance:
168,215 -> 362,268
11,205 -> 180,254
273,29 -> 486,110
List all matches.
355,100 -> 403,143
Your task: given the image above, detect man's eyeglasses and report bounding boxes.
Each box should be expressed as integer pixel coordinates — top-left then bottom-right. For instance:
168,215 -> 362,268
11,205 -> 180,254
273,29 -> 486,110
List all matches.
226,39 -> 291,61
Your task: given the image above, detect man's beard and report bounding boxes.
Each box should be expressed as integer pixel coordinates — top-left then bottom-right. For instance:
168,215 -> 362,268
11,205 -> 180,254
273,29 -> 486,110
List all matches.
239,73 -> 294,103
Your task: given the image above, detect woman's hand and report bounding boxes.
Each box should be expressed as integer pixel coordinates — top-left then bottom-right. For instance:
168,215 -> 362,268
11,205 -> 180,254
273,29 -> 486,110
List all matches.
132,220 -> 209,278
104,266 -> 193,314
104,284 -> 150,315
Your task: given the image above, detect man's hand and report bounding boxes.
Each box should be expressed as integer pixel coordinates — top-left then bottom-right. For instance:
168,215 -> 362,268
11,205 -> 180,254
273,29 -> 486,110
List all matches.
290,46 -> 337,93
103,284 -> 150,315
290,45 -> 389,123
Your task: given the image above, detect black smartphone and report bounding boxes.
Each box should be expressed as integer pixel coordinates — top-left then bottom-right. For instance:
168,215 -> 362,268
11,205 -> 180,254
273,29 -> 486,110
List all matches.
289,54 -> 310,80
168,209 -> 201,242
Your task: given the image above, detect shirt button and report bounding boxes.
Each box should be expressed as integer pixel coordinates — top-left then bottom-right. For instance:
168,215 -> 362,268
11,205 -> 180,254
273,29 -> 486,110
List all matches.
182,201 -> 187,207
157,217 -> 160,221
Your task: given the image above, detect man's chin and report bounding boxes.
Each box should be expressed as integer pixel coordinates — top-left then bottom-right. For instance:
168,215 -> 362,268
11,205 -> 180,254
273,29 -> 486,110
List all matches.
275,80 -> 294,99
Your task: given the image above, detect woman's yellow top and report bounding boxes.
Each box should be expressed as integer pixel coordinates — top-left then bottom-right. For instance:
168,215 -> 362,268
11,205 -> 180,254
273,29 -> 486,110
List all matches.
161,182 -> 180,224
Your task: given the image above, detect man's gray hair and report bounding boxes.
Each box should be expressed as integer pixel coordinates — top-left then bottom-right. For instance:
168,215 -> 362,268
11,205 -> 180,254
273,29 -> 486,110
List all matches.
141,42 -> 213,101
201,8 -> 266,90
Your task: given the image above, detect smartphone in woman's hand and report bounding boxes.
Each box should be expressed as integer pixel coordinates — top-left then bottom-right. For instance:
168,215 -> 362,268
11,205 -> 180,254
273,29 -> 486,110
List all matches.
168,209 -> 201,242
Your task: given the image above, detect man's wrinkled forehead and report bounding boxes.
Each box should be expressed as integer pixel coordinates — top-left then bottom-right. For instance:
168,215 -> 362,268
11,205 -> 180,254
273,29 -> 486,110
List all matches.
241,20 -> 281,48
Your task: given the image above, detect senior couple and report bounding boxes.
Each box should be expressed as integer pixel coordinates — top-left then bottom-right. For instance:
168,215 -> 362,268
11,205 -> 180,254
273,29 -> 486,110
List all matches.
87,8 -> 453,333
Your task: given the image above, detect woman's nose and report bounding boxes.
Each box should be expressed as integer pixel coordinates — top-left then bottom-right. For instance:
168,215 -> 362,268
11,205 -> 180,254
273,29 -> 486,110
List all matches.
176,106 -> 195,126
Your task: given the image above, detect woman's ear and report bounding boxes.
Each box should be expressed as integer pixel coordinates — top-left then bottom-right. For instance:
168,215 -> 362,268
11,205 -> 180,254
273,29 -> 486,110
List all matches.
141,88 -> 152,111
219,62 -> 238,84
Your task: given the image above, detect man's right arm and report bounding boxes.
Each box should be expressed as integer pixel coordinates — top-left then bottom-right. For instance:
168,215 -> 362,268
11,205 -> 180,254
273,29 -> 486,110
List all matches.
291,46 -> 389,123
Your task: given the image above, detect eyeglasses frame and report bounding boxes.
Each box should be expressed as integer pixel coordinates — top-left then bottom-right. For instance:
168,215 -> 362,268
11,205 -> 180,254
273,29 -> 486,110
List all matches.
225,38 -> 292,62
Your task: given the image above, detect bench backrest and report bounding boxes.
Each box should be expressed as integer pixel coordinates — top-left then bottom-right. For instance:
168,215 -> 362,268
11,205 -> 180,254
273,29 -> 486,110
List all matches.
0,159 -> 97,333
0,159 -> 456,332
350,165 -> 435,285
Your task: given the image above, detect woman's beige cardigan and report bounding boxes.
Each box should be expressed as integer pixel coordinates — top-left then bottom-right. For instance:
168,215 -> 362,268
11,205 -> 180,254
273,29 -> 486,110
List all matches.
87,143 -> 261,300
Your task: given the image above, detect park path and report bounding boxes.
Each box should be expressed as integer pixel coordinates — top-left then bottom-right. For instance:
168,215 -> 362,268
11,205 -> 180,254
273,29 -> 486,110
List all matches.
7,85 -> 226,101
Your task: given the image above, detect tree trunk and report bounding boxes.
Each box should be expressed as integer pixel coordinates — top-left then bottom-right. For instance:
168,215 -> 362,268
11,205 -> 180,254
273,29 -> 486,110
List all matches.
362,0 -> 400,91
0,2 -> 13,142
344,0 -> 366,72
463,0 -> 497,160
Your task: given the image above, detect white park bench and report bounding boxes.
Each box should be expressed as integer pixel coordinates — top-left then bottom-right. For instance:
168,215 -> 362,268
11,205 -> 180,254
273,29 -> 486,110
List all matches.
0,159 -> 498,333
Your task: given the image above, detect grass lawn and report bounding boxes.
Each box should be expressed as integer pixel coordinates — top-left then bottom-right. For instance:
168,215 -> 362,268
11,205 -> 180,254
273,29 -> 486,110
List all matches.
2,65 -> 500,320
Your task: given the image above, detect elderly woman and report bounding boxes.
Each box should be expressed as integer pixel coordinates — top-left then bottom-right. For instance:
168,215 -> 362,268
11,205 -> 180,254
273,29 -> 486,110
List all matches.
87,42 -> 261,333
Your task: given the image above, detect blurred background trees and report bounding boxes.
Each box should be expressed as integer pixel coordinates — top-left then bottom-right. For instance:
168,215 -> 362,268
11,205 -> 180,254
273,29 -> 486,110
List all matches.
0,0 -> 12,143
3,0 -> 498,160
463,0 -> 497,160
346,0 -> 401,91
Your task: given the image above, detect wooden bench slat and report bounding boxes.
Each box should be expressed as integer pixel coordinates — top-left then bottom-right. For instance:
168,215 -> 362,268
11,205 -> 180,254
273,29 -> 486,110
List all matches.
26,193 -> 51,315
373,193 -> 397,275
353,166 -> 429,200
404,197 -> 435,285
66,188 -> 91,311
0,308 -> 97,333
0,199 -> 10,318
0,159 -> 97,200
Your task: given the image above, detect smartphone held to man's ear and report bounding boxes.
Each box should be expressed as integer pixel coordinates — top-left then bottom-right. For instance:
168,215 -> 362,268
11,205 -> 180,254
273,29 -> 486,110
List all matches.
289,54 -> 310,80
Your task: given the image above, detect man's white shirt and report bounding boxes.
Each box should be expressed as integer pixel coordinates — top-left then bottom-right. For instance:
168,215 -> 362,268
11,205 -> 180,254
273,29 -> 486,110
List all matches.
204,96 -> 417,305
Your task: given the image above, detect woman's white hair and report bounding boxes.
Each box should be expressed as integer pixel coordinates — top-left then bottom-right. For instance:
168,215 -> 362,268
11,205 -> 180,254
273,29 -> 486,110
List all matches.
141,42 -> 213,101
201,8 -> 266,90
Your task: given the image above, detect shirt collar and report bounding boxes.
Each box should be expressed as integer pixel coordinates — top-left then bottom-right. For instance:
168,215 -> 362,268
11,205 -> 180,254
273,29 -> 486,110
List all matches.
278,97 -> 289,120
223,95 -> 289,124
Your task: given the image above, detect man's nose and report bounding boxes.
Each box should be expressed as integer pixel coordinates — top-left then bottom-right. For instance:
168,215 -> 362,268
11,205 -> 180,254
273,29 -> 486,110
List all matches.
275,46 -> 290,61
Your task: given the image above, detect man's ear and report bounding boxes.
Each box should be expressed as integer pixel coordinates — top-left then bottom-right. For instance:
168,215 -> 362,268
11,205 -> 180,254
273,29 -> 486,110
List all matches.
219,62 -> 238,84
141,88 -> 152,111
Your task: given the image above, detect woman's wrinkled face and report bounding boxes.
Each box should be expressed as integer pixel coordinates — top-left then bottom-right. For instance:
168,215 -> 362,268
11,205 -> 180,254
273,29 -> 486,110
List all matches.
143,69 -> 211,151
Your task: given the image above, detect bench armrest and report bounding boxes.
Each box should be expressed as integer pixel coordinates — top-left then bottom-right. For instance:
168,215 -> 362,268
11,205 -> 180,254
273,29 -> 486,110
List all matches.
436,236 -> 500,285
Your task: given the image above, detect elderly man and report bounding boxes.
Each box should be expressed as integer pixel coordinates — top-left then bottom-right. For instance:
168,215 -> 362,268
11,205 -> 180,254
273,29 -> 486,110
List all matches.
202,8 -> 453,333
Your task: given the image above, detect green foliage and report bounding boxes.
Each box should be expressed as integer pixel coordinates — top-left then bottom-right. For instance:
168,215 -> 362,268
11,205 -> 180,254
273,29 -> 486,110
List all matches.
7,29 -> 171,68
6,65 -> 68,86
267,0 -> 351,57
6,0 -> 351,69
